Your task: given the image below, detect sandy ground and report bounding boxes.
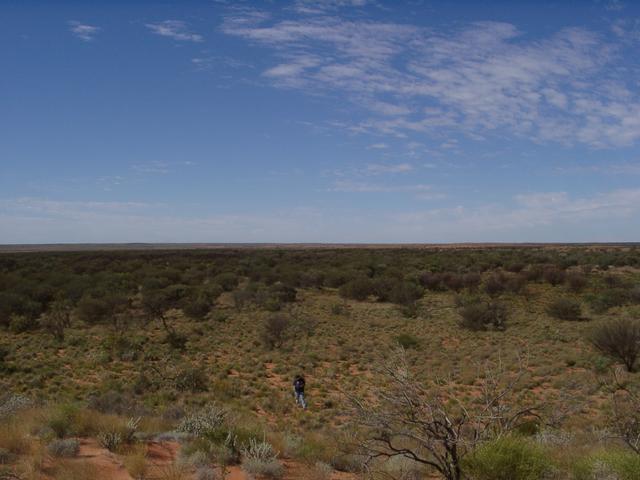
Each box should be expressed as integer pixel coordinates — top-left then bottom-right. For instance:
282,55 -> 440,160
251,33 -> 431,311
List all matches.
44,438 -> 358,480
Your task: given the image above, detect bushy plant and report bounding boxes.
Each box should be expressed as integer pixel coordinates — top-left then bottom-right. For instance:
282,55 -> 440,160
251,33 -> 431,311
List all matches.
591,318 -> 640,372
261,314 -> 291,349
589,288 -> 629,313
483,274 -> 508,297
47,438 -> 80,458
175,367 -> 208,393
8,314 -> 38,333
195,466 -> 218,480
546,298 -> 583,321
542,266 -> 566,286
395,334 -> 420,350
339,277 -> 374,301
463,435 -> 553,480
566,272 -> 588,292
242,438 -> 283,479
177,404 -> 227,439
459,301 -> 507,331
0,395 -> 33,420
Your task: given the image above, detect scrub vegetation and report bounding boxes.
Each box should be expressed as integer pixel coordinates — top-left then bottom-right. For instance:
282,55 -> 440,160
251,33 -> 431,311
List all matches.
1,245 -> 640,478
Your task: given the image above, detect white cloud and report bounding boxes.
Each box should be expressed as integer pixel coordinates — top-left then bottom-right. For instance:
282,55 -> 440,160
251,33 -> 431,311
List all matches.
222,13 -> 640,148
68,21 -> 100,41
293,0 -> 372,14
330,180 -> 430,192
2,189 -> 640,243
146,20 -> 203,42
365,163 -> 412,174
368,143 -> 388,149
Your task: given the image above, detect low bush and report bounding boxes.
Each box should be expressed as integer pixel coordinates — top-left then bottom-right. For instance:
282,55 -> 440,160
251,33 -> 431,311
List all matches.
261,315 -> 291,349
395,334 -> 420,350
47,438 -> 80,458
463,435 -> 553,480
459,301 -> 507,331
339,278 -> 374,301
175,367 -> 208,393
177,404 -> 227,439
542,266 -> 566,286
483,274 -> 508,297
572,450 -> 640,480
566,272 -> 588,292
591,318 -> 640,372
588,288 -> 629,314
546,298 -> 583,321
242,439 -> 283,479
195,466 -> 218,480
8,314 -> 38,333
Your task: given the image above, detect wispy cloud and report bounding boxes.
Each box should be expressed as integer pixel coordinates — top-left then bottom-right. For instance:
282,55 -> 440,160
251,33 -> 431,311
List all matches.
146,20 -> 203,42
68,21 -> 100,41
330,179 -> 430,193
293,0 -> 373,14
365,163 -> 413,174
222,11 -> 640,148
2,189 -> 640,243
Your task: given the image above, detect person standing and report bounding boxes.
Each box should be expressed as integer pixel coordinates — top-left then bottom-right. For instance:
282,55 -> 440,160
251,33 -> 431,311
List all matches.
293,374 -> 307,409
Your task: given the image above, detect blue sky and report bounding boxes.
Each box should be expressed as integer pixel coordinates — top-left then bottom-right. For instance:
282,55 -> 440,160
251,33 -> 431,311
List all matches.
1,0 -> 640,243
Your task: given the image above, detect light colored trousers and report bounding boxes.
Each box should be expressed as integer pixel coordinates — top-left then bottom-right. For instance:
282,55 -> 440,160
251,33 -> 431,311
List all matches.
294,390 -> 307,409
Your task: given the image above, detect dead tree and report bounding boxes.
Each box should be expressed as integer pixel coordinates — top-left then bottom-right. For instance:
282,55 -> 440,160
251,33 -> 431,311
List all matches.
609,367 -> 640,454
349,348 -> 539,480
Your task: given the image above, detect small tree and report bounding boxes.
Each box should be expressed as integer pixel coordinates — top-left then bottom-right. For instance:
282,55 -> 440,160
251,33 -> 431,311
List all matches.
546,298 -> 583,321
608,369 -> 640,454
349,349 -> 538,480
591,318 -> 640,372
41,298 -> 72,341
459,300 -> 507,331
261,314 -> 291,349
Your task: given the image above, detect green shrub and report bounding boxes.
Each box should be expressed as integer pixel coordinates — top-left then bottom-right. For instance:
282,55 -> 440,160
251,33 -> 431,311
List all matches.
242,439 -> 283,479
573,450 -> 640,480
588,288 -> 629,313
566,272 -> 588,292
175,367 -> 208,393
47,438 -> 80,457
459,301 -> 507,331
177,404 -> 228,438
213,273 -> 239,292
547,298 -> 583,321
8,314 -> 38,333
261,314 -> 291,349
339,278 -> 374,301
47,404 -> 79,438
395,334 -> 420,350
590,317 -> 640,372
463,436 -> 553,480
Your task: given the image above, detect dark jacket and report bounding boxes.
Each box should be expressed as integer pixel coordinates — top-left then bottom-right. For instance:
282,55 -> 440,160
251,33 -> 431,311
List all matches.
293,377 -> 305,393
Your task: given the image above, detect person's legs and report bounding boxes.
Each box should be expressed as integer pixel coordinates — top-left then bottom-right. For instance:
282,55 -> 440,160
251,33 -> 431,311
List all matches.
294,390 -> 307,408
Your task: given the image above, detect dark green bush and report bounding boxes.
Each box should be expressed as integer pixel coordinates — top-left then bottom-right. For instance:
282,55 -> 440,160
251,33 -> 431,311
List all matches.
8,314 -> 38,333
395,333 -> 420,349
588,288 -> 629,313
339,278 -> 374,301
542,266 -> 566,286
566,272 -> 588,292
213,272 -> 239,292
261,314 -> 291,349
175,367 -> 208,393
591,318 -> 640,372
463,435 -> 553,480
483,274 -> 508,297
547,298 -> 583,321
459,301 -> 507,331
